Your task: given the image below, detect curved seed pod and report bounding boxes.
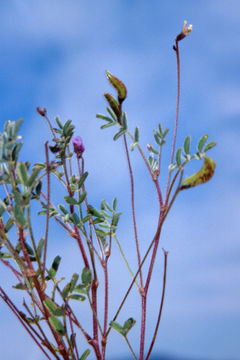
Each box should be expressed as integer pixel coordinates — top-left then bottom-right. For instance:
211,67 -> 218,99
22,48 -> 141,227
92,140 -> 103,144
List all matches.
104,93 -> 121,119
105,71 -> 127,102
180,155 -> 216,190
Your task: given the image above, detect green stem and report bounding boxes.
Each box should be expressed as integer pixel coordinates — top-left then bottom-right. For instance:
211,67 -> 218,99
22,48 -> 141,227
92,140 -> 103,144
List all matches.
124,336 -> 137,360
113,234 -> 140,288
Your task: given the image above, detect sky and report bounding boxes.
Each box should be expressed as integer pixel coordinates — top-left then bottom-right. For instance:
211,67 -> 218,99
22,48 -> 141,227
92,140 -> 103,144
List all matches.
0,1 -> 240,359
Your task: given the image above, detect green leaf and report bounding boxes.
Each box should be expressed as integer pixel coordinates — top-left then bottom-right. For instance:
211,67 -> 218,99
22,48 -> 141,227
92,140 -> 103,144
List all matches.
148,145 -> 159,155
14,206 -> 26,227
0,205 -> 5,217
28,167 -> 41,188
79,349 -> 90,360
55,116 -> 63,129
112,198 -> 117,211
100,122 -> 117,130
113,129 -> 126,141
175,148 -> 182,167
4,218 -> 14,233
70,334 -> 75,349
111,213 -> 121,228
14,118 -> 23,136
184,136 -> 191,155
12,142 -> 23,162
58,204 -> 68,215
158,123 -> 163,135
96,114 -> 114,122
44,298 -> 64,316
109,321 -> 123,334
62,283 -> 71,299
122,317 -> 136,336
13,283 -> 25,290
78,192 -> 87,204
35,181 -> 42,196
52,256 -> 61,272
181,155 -> 216,190
106,107 -> 118,122
197,134 -> 208,152
81,268 -> 92,288
64,196 -> 78,205
82,214 -> 91,224
47,268 -> 56,279
36,238 -> 45,258
70,273 -> 79,292
63,120 -> 73,138
78,172 -> 88,189
122,112 -> 128,130
47,255 -> 61,279
101,200 -> 112,213
17,162 -> 29,186
154,133 -> 161,146
73,284 -> 88,295
70,213 -> 80,226
134,126 -> 139,143
24,242 -> 34,256
69,294 -> 86,301
88,205 -> 103,219
162,128 -> 169,138
0,252 -> 12,259
49,315 -> 65,335
204,141 -> 217,152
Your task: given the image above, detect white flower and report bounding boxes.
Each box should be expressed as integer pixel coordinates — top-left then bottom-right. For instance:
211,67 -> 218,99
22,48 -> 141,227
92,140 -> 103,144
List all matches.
182,20 -> 192,36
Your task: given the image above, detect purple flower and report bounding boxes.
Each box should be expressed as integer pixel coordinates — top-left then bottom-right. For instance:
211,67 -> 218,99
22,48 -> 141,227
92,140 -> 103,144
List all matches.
72,136 -> 85,158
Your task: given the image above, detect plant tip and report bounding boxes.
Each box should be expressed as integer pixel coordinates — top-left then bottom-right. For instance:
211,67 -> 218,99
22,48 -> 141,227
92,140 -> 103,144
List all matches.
36,107 -> 47,117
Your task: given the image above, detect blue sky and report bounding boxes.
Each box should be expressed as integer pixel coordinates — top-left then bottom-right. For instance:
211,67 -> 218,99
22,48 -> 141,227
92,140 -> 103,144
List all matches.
0,1 -> 240,359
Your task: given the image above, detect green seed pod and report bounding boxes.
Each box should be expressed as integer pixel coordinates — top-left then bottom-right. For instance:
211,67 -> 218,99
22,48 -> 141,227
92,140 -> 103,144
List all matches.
180,155 -> 216,190
105,71 -> 127,102
104,93 -> 121,119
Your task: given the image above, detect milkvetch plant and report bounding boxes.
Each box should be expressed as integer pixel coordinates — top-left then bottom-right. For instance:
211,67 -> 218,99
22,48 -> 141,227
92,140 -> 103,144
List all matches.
0,21 -> 216,360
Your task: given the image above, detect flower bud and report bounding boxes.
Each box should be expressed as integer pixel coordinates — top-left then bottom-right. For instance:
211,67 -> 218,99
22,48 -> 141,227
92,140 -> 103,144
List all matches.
36,107 -> 47,117
176,20 -> 193,42
72,136 -> 85,158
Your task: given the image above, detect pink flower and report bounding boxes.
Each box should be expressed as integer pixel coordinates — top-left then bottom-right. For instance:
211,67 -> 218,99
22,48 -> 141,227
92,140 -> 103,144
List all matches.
72,136 -> 85,158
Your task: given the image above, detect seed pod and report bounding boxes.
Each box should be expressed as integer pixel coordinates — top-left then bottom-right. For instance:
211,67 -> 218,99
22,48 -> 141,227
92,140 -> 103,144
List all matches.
180,155 -> 216,190
104,93 -> 121,119
105,71 -> 127,103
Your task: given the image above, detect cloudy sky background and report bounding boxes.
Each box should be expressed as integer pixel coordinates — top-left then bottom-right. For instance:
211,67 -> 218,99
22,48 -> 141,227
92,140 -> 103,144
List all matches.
1,1 -> 240,359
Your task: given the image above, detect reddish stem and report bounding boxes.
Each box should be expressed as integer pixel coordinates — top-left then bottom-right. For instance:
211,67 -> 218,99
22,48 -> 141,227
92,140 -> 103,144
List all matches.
165,40 -> 181,202
91,279 -> 99,346
73,224 -> 90,269
19,228 -> 69,359
145,249 -> 168,360
0,287 -> 53,360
